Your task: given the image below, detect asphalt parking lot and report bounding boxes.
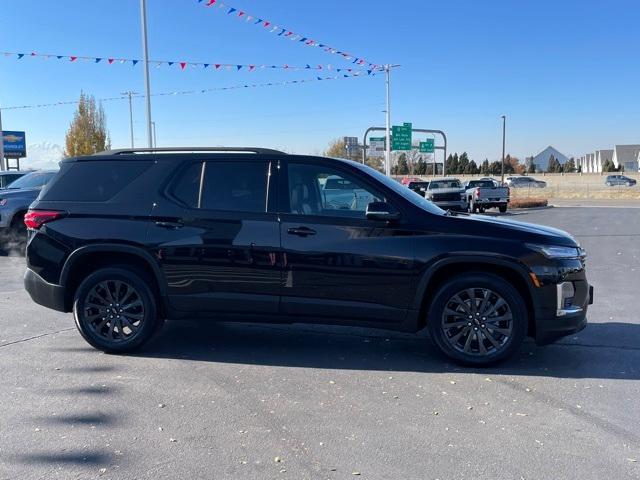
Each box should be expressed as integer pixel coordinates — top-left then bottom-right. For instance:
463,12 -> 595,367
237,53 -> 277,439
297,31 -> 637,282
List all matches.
1,206 -> 639,480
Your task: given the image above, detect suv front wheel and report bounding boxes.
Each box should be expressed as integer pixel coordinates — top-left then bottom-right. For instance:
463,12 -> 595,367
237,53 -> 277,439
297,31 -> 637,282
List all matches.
427,273 -> 527,366
73,267 -> 160,352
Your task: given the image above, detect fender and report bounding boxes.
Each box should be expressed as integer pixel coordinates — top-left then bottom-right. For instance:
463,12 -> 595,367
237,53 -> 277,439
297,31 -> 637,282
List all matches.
60,243 -> 168,296
412,253 -> 539,314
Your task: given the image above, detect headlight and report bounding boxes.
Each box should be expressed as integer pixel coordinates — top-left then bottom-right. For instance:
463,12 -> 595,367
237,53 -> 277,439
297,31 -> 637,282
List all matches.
0,199 -> 7,207
526,243 -> 582,259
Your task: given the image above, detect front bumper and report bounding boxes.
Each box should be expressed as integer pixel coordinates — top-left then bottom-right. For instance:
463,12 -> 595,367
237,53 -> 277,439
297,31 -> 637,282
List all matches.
24,267 -> 68,312
535,280 -> 593,345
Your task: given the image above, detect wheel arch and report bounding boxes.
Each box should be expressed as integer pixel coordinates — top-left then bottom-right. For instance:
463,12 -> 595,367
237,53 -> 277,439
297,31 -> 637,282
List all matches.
414,256 -> 538,337
60,244 -> 167,312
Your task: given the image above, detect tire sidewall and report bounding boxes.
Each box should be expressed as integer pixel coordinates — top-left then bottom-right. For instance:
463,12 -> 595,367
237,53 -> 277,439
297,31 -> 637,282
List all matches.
73,267 -> 158,352
427,273 -> 527,366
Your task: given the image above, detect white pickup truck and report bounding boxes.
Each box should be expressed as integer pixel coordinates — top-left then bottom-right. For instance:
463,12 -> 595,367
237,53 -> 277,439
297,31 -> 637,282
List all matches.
463,179 -> 510,213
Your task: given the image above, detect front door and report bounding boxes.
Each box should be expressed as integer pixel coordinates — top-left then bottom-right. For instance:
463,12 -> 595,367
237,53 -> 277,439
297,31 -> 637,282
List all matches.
279,159 -> 414,324
151,158 -> 281,314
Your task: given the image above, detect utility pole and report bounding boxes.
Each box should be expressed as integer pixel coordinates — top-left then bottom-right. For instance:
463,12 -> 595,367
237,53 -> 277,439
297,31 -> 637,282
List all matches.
501,115 -> 506,185
140,0 -> 153,148
0,106 -> 5,171
122,91 -> 137,148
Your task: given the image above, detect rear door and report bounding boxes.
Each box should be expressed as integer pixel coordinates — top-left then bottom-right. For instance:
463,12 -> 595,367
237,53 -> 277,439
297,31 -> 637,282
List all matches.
278,158 -> 414,324
151,157 -> 281,314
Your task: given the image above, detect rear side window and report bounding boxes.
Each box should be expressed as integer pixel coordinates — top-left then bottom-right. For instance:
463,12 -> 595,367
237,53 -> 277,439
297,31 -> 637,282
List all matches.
200,161 -> 269,212
42,162 -> 151,202
170,162 -> 202,208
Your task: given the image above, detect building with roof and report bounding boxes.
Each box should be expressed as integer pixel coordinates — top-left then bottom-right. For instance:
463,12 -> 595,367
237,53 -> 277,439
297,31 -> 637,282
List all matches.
612,145 -> 640,172
530,146 -> 570,172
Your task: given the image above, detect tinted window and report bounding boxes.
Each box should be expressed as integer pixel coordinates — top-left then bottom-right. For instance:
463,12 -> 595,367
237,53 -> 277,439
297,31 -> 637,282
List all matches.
200,161 -> 269,212
429,180 -> 461,189
6,171 -> 56,190
467,180 -> 495,188
288,163 -> 383,218
171,162 -> 202,208
41,162 -> 150,202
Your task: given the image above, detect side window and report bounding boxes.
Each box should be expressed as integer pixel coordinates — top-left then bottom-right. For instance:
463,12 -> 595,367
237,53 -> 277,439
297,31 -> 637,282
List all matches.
288,163 -> 384,218
201,161 -> 269,212
171,162 -> 202,208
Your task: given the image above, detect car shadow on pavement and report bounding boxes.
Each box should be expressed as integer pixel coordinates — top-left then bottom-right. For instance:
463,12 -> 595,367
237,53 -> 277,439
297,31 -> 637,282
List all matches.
130,320 -> 640,381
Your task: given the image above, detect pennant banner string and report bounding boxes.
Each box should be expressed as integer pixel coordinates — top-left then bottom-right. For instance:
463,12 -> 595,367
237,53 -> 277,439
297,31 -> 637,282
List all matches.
1,70 -> 377,111
196,0 -> 380,70
1,51 -> 381,73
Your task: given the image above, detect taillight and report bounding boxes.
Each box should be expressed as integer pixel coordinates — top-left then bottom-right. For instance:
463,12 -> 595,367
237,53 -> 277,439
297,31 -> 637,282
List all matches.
24,210 -> 65,230
475,187 -> 480,198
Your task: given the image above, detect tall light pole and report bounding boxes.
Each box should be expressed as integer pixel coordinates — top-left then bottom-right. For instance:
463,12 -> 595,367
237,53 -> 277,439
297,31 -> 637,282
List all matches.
151,121 -> 157,148
140,0 -> 153,148
384,64 -> 392,177
122,91 -> 138,148
0,107 -> 5,171
501,115 -> 506,185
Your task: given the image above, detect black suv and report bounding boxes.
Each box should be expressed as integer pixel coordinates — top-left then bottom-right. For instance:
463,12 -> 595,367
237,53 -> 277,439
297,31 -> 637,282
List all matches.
24,148 -> 593,365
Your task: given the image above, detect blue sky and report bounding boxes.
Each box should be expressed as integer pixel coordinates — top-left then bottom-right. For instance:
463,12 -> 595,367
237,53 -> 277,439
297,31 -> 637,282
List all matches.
1,0 -> 639,165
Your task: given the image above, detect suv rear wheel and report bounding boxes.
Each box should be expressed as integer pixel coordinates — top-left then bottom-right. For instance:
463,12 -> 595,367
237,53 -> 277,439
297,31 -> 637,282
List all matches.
73,267 -> 160,352
427,273 -> 527,366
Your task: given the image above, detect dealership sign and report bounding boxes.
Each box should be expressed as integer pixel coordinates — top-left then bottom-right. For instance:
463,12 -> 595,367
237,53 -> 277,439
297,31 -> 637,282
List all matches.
2,131 -> 26,158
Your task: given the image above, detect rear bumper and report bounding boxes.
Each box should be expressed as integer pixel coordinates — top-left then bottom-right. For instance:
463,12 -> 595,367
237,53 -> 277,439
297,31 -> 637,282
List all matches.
433,200 -> 467,210
24,267 -> 68,312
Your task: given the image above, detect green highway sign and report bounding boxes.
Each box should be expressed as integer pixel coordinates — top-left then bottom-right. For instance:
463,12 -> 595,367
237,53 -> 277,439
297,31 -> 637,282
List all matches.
391,122 -> 412,151
419,139 -> 435,153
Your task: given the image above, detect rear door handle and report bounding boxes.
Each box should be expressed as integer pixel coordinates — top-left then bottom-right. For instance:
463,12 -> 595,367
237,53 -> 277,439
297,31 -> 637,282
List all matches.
155,220 -> 184,229
287,226 -> 317,237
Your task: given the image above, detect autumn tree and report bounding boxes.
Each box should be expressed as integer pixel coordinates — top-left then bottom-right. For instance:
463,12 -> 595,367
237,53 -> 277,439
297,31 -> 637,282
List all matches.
324,138 -> 347,159
64,92 -> 110,157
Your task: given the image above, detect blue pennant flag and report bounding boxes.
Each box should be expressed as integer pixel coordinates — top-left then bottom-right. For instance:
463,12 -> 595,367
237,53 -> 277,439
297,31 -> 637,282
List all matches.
132,60 -> 139,66
95,58 -> 102,63
228,7 -> 236,14
236,65 -> 242,70
203,64 -> 210,69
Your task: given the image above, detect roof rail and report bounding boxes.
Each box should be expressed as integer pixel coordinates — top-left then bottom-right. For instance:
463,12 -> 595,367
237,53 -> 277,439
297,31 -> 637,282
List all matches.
97,147 -> 286,156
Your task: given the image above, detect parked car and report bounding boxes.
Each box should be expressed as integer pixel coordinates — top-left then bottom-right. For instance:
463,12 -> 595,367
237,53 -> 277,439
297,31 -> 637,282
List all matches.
605,175 -> 636,186
24,147 -> 592,366
506,176 -> 547,188
406,180 -> 430,195
0,171 -> 30,189
463,180 -> 510,213
0,170 -> 57,236
423,178 -> 467,211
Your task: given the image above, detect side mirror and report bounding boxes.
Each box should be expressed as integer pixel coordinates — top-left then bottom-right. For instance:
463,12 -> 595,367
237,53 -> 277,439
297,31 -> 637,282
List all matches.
366,201 -> 400,221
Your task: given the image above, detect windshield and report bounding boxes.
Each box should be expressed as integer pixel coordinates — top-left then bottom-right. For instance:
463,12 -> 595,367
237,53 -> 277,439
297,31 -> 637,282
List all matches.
352,163 -> 445,215
6,171 -> 56,190
429,180 -> 461,189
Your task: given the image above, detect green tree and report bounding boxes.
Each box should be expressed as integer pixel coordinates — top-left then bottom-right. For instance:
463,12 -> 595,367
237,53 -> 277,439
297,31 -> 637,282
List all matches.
527,159 -> 536,174
602,159 -> 617,172
463,160 -> 479,175
563,158 -> 576,173
392,153 -> 409,175
480,159 -> 490,174
458,152 -> 470,174
64,92 -> 110,157
546,155 -> 561,173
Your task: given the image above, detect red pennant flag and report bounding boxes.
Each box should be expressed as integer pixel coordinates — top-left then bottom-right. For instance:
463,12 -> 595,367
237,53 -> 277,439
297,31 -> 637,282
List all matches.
214,64 -> 221,69
206,0 -> 216,5
31,52 -> 37,56
180,62 -> 187,70
238,11 -> 244,17
108,58 -> 114,64
69,56 -> 78,62
249,65 -> 255,71
263,21 -> 271,27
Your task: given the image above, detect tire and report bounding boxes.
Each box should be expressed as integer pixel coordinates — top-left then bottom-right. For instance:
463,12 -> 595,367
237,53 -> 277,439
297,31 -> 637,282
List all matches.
426,272 -> 527,366
73,266 -> 160,353
498,205 -> 507,213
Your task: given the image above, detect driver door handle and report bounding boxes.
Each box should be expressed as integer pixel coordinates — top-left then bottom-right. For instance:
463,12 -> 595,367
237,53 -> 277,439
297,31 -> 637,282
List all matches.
287,226 -> 317,237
